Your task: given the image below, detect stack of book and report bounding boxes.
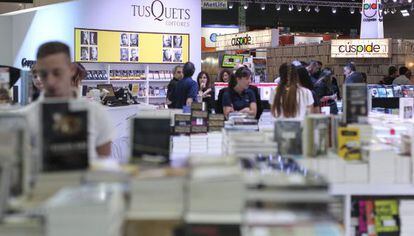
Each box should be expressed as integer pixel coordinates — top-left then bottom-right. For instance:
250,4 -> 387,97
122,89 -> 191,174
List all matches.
171,136 -> 190,159
44,184 -> 125,236
191,103 -> 208,134
190,134 -> 208,154
351,199 -> 399,236
207,132 -> 223,155
242,156 -> 342,236
129,170 -> 185,219
186,155 -> 243,223
400,200 -> 414,236
174,114 -> 191,135
208,114 -> 225,132
224,131 -> 277,158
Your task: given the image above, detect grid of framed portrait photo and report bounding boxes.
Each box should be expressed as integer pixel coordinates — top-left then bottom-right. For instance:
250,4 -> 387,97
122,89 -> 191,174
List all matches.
163,34 -> 183,63
80,30 -> 98,61
120,32 -> 140,62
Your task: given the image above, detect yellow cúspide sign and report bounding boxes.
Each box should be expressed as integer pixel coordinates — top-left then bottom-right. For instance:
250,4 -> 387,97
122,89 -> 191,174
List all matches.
74,28 -> 189,64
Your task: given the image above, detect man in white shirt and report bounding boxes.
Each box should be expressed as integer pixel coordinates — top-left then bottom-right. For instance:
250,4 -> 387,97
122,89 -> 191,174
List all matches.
393,66 -> 410,85
23,42 -> 114,164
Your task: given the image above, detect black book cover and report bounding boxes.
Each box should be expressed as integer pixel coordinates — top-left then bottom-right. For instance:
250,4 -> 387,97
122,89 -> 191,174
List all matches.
344,84 -> 368,124
131,117 -> 171,163
42,102 -> 88,172
274,120 -> 302,157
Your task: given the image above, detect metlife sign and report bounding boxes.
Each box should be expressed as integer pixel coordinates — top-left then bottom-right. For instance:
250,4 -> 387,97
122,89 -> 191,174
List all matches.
360,0 -> 384,39
331,39 -> 391,58
202,0 -> 228,10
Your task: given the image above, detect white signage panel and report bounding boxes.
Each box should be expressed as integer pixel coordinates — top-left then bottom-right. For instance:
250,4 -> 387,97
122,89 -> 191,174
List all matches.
360,0 -> 384,39
215,29 -> 279,51
202,26 -> 239,48
331,39 -> 391,58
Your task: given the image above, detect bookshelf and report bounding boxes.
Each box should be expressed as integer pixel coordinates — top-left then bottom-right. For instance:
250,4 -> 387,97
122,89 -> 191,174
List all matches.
81,63 -> 174,105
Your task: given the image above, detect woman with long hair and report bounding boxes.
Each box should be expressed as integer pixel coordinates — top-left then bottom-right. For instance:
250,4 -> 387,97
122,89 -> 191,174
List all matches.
314,68 -> 338,114
218,69 -> 232,83
197,71 -> 215,112
271,63 -> 314,119
222,67 -> 257,118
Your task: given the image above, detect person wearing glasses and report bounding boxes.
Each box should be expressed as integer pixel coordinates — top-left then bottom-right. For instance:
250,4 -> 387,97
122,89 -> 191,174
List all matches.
22,41 -> 115,161
166,65 -> 183,108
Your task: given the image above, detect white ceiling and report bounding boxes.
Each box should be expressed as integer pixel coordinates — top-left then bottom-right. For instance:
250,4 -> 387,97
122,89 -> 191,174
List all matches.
0,0 -> 72,14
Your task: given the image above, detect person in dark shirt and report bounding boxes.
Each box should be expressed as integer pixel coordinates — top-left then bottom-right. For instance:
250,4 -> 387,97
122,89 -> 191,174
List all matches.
306,60 -> 320,84
222,67 -> 257,119
314,68 -> 338,114
172,62 -> 198,109
197,71 -> 215,112
166,65 -> 183,108
344,62 -> 364,84
380,66 -> 398,85
296,65 -> 319,107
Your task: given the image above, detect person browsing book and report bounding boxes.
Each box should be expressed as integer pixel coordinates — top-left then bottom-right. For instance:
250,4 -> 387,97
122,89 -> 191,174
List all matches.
197,71 -> 215,113
271,63 -> 314,120
22,42 -> 115,161
222,67 -> 257,119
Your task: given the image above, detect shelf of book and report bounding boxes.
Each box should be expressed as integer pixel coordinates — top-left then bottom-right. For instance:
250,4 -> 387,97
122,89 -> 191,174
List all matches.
83,80 -> 107,83
110,80 -> 146,83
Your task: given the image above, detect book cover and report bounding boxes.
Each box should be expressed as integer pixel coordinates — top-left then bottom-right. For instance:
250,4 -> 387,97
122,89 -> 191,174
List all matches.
359,200 -> 368,235
274,119 -> 302,157
374,200 -> 399,235
41,102 -> 88,172
343,84 -> 368,124
304,115 -> 330,157
399,98 -> 414,120
366,200 -> 377,236
338,127 -> 361,161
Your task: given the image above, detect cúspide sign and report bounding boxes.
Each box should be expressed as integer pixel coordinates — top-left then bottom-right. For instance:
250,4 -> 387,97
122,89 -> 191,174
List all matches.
215,29 -> 279,51
331,39 -> 391,58
131,0 -> 191,27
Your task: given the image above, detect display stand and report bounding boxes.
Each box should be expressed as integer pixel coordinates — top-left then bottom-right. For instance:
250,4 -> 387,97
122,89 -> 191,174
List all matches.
82,63 -> 174,105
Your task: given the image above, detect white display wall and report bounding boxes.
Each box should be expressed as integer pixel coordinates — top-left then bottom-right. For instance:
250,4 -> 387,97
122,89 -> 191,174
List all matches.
0,0 -> 201,71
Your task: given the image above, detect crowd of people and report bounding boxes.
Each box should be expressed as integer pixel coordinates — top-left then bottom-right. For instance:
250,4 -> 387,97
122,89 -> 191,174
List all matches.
165,59 -> 369,120
380,65 -> 413,85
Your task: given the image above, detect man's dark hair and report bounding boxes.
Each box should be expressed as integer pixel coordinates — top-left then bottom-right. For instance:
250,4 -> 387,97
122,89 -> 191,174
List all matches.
308,60 -> 318,68
36,41 -> 71,60
316,61 -> 323,67
399,66 -> 409,76
183,62 -> 195,78
388,66 -> 397,76
173,65 -> 183,74
345,62 -> 356,72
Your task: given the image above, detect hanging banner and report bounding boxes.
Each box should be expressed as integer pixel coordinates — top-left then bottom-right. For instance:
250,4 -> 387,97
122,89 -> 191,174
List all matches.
360,0 -> 384,39
74,28 -> 190,64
